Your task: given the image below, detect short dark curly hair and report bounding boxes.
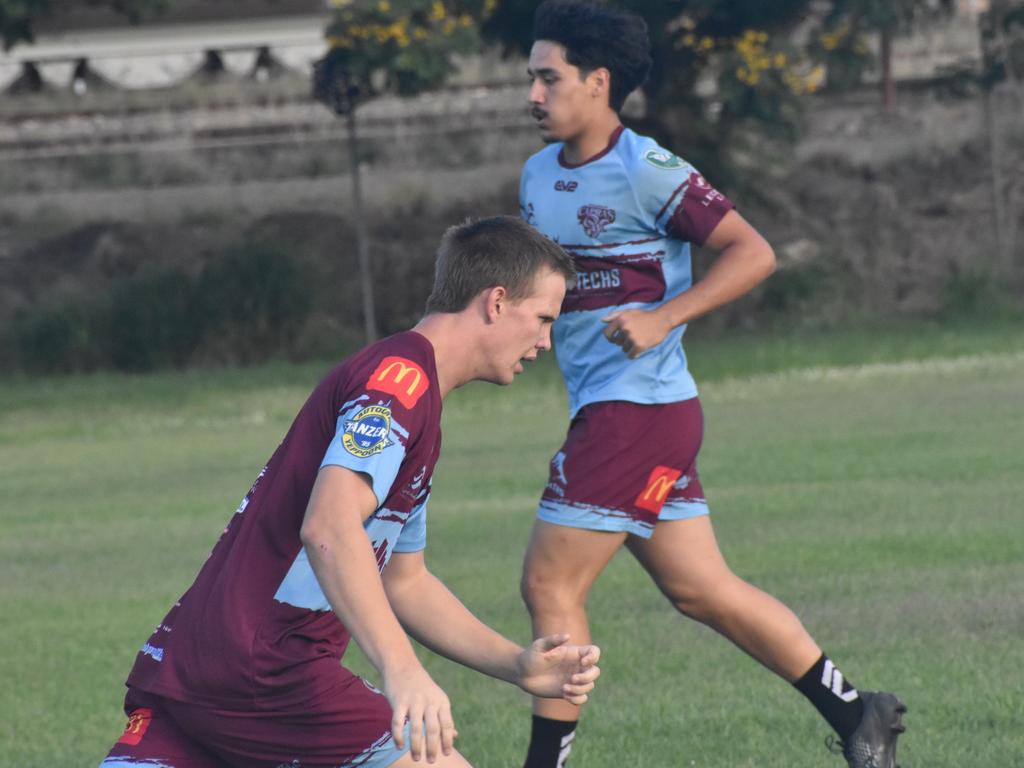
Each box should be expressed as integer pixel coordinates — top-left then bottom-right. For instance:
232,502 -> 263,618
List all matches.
533,0 -> 652,113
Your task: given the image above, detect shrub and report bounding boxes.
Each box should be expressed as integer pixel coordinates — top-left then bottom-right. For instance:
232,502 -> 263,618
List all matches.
13,303 -> 94,374
194,245 -> 311,364
941,270 -> 1007,321
101,270 -> 203,372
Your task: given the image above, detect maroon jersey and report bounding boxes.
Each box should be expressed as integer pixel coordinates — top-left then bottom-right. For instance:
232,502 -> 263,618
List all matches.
126,331 -> 442,709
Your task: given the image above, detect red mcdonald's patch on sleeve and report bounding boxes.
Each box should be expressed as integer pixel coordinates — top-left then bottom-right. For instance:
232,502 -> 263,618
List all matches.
117,707 -> 153,746
366,356 -> 429,409
634,465 -> 683,514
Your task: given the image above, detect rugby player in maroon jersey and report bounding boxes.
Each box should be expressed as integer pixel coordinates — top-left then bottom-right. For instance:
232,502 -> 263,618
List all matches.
100,216 -> 599,768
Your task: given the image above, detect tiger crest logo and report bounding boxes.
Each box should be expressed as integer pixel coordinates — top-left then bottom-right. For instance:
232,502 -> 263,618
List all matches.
577,204 -> 616,238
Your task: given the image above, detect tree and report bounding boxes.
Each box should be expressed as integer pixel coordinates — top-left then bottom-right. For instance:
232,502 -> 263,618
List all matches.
815,0 -> 955,110
0,0 -> 166,50
978,0 -> 1024,276
314,0 -> 495,342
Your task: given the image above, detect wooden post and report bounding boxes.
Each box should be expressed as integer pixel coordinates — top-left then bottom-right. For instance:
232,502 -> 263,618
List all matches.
346,107 -> 378,343
881,26 -> 896,110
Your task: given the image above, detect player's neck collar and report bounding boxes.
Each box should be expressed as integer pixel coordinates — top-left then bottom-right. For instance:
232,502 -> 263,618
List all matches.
558,124 -> 625,169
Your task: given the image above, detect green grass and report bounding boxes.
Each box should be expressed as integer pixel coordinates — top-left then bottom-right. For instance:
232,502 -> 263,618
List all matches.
2,322 -> 1023,766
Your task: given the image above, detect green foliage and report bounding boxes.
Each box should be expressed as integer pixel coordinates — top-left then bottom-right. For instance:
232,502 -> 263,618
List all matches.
979,0 -> 1024,88
13,302 -> 93,374
941,269 -> 1017,322
716,30 -> 815,143
317,0 -> 495,109
756,263 -> 827,316
483,1 -> 819,178
8,246 -> 311,375
194,245 -> 312,364
807,17 -> 872,92
822,0 -> 954,34
0,0 -> 167,50
811,0 -> 958,91
481,1 -> 964,176
102,270 -> 202,372
0,0 -> 48,49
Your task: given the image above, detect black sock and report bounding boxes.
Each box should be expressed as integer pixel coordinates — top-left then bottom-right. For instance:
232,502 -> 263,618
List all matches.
523,715 -> 577,768
793,653 -> 865,740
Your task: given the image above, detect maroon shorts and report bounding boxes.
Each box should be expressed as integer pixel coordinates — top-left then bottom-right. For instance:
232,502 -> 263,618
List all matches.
99,678 -> 408,768
538,398 -> 708,538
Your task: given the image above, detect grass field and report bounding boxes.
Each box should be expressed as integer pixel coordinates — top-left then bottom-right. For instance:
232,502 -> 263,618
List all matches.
2,322 -> 1023,767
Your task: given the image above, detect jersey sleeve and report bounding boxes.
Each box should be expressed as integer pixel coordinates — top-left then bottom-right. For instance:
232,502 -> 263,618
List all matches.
320,400 -> 412,505
631,146 -> 735,245
393,491 -> 429,553
320,354 -> 433,507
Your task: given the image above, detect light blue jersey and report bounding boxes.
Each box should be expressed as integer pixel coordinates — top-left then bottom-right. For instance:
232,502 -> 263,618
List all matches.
520,126 -> 734,417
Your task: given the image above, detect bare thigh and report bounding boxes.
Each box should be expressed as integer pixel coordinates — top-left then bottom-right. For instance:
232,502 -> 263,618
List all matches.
627,516 -> 821,680
521,520 -> 627,624
625,515 -> 733,608
521,521 -> 626,720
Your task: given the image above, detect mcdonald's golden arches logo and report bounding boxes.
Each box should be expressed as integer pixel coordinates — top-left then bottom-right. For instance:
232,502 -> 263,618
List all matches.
634,465 -> 683,514
367,356 -> 429,409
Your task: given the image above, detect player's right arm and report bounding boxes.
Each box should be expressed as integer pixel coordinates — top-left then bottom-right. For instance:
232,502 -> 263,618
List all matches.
601,145 -> 775,358
300,465 -> 456,764
602,209 -> 775,357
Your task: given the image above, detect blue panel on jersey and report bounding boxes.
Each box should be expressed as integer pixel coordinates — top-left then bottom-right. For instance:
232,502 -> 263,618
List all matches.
393,495 -> 429,553
321,402 -> 409,506
273,546 -> 330,611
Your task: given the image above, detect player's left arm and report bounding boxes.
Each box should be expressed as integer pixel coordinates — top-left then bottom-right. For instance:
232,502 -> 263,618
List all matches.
602,209 -> 775,358
382,550 -> 601,704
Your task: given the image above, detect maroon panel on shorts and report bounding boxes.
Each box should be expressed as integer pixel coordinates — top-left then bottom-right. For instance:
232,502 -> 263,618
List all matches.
102,675 -> 396,768
539,398 -> 707,535
101,689 -> 228,767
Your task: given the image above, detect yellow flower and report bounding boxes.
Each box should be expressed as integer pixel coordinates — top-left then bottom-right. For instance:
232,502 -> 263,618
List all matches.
430,1 -> 446,22
807,64 -> 826,91
682,34 -> 696,47
774,52 -> 787,68
377,0 -> 390,12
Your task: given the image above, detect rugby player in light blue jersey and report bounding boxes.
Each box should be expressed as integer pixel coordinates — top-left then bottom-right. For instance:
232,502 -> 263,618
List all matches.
517,3 -> 906,768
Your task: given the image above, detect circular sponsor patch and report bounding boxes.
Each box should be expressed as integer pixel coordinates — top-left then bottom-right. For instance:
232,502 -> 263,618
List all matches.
342,405 -> 393,458
643,148 -> 686,170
